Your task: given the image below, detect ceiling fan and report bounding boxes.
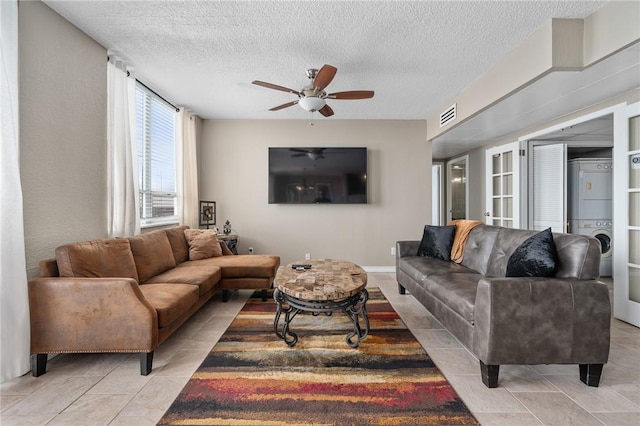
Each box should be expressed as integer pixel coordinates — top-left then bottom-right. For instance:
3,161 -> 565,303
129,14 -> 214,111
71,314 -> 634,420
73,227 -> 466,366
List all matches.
252,64 -> 374,117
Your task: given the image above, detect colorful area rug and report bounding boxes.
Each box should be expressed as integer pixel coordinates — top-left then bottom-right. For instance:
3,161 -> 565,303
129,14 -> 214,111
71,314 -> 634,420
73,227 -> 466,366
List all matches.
158,288 -> 478,425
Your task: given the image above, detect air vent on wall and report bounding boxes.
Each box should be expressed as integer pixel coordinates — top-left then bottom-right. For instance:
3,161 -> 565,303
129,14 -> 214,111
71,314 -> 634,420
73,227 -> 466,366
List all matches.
439,104 -> 457,127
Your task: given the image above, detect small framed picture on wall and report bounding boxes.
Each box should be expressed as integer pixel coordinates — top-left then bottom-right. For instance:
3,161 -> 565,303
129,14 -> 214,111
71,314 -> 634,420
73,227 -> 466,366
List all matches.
199,201 -> 216,229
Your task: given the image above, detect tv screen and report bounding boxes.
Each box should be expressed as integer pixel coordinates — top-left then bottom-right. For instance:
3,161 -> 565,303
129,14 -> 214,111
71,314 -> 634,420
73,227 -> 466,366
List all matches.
268,147 -> 367,204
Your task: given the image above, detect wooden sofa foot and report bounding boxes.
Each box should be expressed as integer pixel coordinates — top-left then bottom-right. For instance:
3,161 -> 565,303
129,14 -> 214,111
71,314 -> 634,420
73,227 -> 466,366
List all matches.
579,363 -> 603,387
398,284 -> 406,295
480,361 -> 499,388
31,354 -> 47,377
140,351 -> 153,376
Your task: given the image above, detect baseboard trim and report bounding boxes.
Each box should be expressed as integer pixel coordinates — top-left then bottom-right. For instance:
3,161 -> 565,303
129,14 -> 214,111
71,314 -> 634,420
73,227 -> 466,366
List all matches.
362,266 -> 396,273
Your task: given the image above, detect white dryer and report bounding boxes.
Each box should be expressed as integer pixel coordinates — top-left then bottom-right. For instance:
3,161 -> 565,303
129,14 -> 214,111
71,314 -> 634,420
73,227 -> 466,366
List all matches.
572,219 -> 612,277
568,158 -> 612,220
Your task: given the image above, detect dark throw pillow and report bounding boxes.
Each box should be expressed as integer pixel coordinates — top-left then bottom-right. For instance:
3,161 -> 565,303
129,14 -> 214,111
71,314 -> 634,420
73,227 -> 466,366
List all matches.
417,225 -> 456,261
506,228 -> 558,277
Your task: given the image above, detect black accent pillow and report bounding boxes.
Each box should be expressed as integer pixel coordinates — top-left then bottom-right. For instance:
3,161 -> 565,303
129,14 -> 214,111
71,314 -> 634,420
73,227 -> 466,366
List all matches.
417,225 -> 456,261
506,228 -> 558,277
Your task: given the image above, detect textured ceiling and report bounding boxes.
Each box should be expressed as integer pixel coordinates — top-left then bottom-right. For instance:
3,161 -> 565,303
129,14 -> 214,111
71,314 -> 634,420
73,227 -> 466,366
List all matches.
44,0 -> 607,121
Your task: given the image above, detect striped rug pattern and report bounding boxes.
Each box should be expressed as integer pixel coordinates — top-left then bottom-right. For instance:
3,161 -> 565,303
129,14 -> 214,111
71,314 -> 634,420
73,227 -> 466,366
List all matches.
158,288 -> 478,425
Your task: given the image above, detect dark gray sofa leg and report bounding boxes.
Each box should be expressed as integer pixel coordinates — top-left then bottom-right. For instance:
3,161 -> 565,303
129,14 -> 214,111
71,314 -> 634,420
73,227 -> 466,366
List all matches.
480,361 -> 499,388
579,363 -> 603,387
140,351 -> 153,376
260,289 -> 268,301
398,284 -> 406,295
31,354 -> 47,377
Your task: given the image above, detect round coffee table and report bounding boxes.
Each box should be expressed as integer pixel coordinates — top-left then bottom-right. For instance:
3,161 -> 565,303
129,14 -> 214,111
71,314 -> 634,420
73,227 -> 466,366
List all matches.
273,259 -> 369,348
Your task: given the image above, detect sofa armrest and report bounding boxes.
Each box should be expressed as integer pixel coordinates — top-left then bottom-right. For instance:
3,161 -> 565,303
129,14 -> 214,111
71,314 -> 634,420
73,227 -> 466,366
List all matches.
28,277 -> 158,354
396,241 -> 420,259
472,277 -> 610,365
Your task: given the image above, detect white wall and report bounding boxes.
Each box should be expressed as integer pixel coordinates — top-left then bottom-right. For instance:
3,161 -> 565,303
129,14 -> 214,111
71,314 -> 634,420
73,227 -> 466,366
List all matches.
463,89 -> 640,226
19,1 -> 107,276
200,119 -> 429,267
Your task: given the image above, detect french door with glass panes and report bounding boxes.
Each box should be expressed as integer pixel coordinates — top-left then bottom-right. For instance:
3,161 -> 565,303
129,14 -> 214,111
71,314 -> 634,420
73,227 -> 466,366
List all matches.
485,141 -> 520,228
614,101 -> 640,327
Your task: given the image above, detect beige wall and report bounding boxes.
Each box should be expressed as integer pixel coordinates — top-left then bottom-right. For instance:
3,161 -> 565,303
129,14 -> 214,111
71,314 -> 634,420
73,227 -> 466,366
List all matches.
19,1 -> 107,276
200,119 -> 429,267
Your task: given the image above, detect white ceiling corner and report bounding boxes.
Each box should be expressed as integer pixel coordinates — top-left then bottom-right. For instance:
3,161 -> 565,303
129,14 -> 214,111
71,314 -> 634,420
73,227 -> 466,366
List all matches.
42,0 -> 637,158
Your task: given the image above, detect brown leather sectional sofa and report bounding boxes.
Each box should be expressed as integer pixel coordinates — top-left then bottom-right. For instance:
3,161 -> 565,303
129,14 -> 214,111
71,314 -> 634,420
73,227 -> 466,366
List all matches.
28,226 -> 280,376
396,225 -> 611,388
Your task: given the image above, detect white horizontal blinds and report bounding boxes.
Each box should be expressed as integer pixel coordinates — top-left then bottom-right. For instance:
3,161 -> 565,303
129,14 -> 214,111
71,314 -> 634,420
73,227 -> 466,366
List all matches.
136,83 -> 177,226
532,143 -> 566,232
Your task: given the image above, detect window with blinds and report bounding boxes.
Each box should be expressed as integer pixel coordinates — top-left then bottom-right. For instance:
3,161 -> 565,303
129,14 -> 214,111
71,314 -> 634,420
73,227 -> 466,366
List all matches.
136,83 -> 177,227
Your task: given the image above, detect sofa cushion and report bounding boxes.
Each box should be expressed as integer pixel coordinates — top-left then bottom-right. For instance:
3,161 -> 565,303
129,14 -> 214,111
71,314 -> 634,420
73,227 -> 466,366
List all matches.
145,266 -> 221,296
398,256 -> 473,283
460,225 -> 500,275
139,283 -> 199,328
184,229 -> 223,260
128,231 -> 177,283
485,228 -> 540,278
163,226 -> 190,265
506,228 -> 557,277
417,225 -> 456,261
178,254 -> 280,279
56,239 -> 139,281
423,273 -> 483,324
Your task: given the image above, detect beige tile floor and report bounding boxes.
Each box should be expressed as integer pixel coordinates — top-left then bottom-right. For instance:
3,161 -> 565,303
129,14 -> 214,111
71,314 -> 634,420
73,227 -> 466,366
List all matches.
1,274 -> 638,425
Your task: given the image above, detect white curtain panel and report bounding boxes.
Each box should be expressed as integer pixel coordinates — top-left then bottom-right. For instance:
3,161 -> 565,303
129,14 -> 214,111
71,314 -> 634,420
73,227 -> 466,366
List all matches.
176,108 -> 199,229
107,57 -> 139,237
1,0 -> 31,382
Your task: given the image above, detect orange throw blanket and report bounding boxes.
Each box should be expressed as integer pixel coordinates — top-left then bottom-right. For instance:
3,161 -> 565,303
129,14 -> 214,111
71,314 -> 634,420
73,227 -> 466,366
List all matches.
447,219 -> 484,263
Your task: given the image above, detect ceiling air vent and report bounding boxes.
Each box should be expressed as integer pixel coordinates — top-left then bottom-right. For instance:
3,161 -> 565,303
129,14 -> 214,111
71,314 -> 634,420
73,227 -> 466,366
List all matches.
439,104 -> 457,128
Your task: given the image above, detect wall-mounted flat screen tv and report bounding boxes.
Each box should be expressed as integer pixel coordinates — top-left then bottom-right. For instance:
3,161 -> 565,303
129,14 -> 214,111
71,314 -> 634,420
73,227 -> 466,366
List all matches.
268,147 -> 367,204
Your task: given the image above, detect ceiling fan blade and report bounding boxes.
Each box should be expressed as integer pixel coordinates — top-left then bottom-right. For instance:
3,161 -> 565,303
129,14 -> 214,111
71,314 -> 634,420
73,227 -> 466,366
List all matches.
327,90 -> 375,100
252,80 -> 300,96
269,100 -> 299,111
318,104 -> 334,117
313,65 -> 337,91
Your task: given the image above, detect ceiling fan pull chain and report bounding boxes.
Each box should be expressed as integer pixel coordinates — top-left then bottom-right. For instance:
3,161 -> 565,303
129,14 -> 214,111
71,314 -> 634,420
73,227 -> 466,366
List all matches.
309,111 -> 315,126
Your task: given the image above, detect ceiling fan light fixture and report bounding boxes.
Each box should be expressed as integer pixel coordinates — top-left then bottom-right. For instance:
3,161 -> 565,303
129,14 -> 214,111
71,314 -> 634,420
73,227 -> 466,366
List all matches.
298,96 -> 325,112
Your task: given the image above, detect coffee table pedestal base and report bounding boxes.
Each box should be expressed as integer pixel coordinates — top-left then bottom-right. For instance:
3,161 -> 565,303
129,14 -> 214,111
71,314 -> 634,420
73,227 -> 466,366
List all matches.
273,288 -> 369,348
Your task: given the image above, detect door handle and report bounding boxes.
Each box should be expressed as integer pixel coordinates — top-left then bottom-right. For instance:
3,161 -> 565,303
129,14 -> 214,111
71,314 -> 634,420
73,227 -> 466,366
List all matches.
484,212 -> 490,216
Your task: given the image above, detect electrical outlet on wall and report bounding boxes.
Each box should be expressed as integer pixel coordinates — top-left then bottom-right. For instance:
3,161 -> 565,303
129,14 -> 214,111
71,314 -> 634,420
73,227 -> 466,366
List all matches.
248,247 -> 254,255
305,253 -> 311,260
391,246 -> 396,256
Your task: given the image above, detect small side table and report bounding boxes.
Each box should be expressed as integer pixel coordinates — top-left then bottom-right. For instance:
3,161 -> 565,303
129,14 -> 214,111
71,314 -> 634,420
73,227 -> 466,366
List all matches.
217,232 -> 238,255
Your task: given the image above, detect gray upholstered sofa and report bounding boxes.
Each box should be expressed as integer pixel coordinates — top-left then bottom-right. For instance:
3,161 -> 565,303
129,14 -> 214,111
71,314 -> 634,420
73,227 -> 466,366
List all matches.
396,224 -> 611,388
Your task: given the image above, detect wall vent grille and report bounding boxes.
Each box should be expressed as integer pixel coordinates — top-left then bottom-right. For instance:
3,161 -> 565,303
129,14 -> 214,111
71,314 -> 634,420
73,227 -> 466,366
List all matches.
439,104 -> 457,127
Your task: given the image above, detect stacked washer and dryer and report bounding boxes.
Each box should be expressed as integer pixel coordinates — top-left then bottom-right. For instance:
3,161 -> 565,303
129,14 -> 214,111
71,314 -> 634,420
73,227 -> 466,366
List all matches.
568,158 -> 613,277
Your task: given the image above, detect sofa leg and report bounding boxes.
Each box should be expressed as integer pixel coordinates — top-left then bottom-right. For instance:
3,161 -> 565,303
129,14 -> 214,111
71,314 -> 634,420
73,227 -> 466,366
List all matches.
260,289 -> 268,301
140,351 -> 153,376
398,284 -> 406,295
31,354 -> 47,377
222,289 -> 237,302
579,363 -> 603,387
480,361 -> 499,388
